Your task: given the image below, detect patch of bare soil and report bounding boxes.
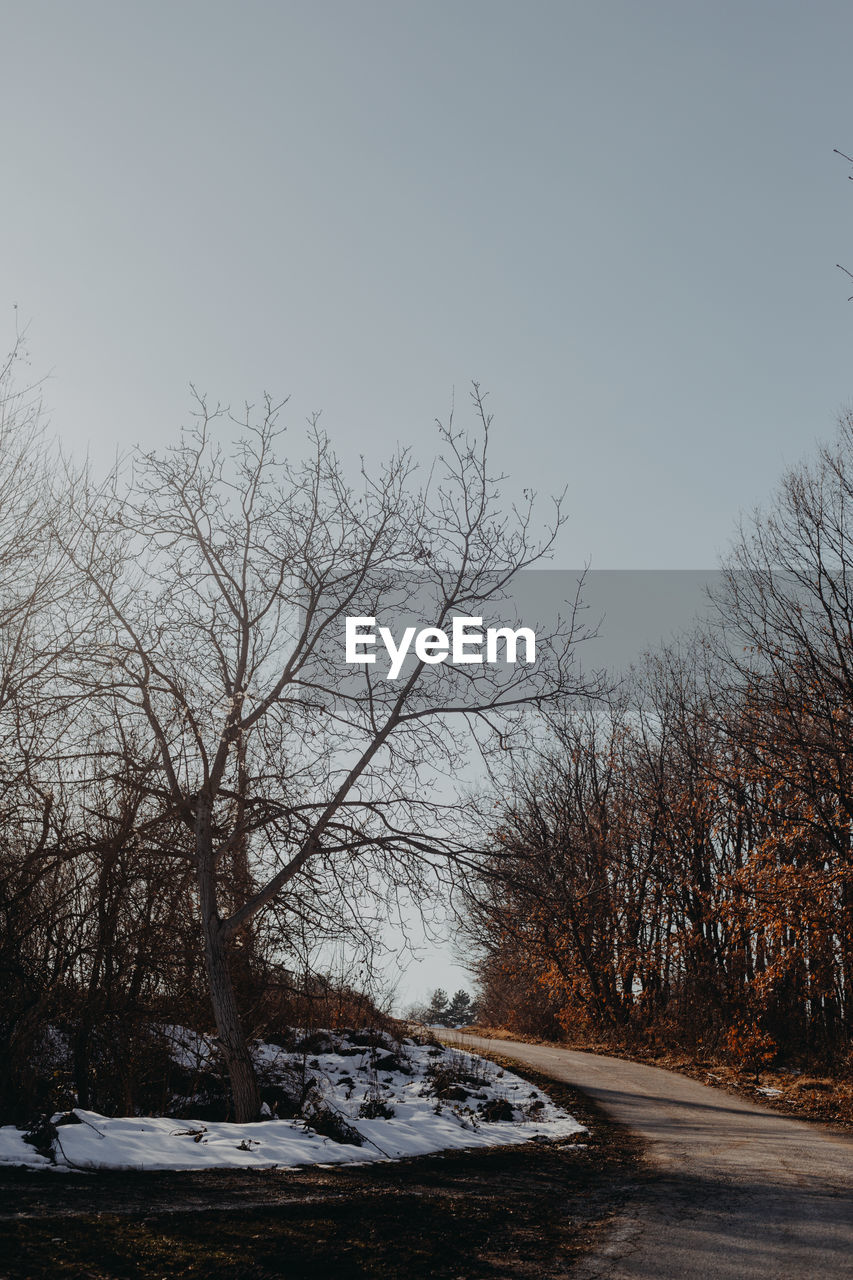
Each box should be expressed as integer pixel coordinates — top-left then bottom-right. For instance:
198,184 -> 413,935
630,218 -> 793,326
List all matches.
0,1063 -> 644,1280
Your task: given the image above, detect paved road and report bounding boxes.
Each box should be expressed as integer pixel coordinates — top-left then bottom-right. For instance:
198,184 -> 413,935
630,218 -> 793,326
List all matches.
446,1033 -> 853,1279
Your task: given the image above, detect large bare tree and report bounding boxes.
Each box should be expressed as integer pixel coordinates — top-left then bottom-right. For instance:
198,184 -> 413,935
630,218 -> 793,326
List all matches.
61,387 -> 584,1119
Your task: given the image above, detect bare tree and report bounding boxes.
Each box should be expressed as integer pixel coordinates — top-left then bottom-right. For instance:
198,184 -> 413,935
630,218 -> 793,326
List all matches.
712,412 -> 853,1053
0,329 -> 64,720
0,325 -> 90,1117
61,387 -> 585,1120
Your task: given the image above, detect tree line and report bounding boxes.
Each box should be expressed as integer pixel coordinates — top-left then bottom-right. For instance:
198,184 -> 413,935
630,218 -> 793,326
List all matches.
408,988 -> 479,1027
465,414 -> 853,1072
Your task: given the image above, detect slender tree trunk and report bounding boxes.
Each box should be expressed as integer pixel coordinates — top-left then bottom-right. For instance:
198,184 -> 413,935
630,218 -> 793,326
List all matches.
72,1023 -> 93,1111
197,800 -> 260,1123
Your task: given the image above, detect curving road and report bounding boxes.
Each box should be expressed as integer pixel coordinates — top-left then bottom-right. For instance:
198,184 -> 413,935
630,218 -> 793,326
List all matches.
447,1033 -> 853,1279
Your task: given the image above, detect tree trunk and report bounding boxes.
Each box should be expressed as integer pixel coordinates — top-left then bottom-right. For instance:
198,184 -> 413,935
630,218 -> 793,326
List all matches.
72,1022 -> 93,1111
197,804 -> 261,1123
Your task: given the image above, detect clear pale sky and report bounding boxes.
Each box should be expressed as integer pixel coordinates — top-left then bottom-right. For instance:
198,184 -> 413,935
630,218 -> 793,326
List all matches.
4,1 -> 853,1001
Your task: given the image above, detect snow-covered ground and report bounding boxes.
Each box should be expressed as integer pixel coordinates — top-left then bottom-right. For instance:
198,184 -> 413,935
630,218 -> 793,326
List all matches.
0,1030 -> 585,1172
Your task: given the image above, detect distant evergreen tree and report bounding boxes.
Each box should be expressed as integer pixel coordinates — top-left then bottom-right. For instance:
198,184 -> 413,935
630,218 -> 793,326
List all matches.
445,989 -> 477,1025
408,987 -> 480,1027
424,988 -> 450,1024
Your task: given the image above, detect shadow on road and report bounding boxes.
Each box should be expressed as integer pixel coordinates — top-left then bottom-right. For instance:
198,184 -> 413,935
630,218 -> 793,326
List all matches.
584,1166 -> 853,1280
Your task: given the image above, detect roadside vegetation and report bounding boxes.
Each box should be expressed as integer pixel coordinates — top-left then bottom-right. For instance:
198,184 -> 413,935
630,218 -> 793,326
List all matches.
463,415 -> 853,1096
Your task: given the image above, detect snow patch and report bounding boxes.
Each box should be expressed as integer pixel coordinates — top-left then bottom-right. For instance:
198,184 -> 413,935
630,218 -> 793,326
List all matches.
1,1032 -> 586,1172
